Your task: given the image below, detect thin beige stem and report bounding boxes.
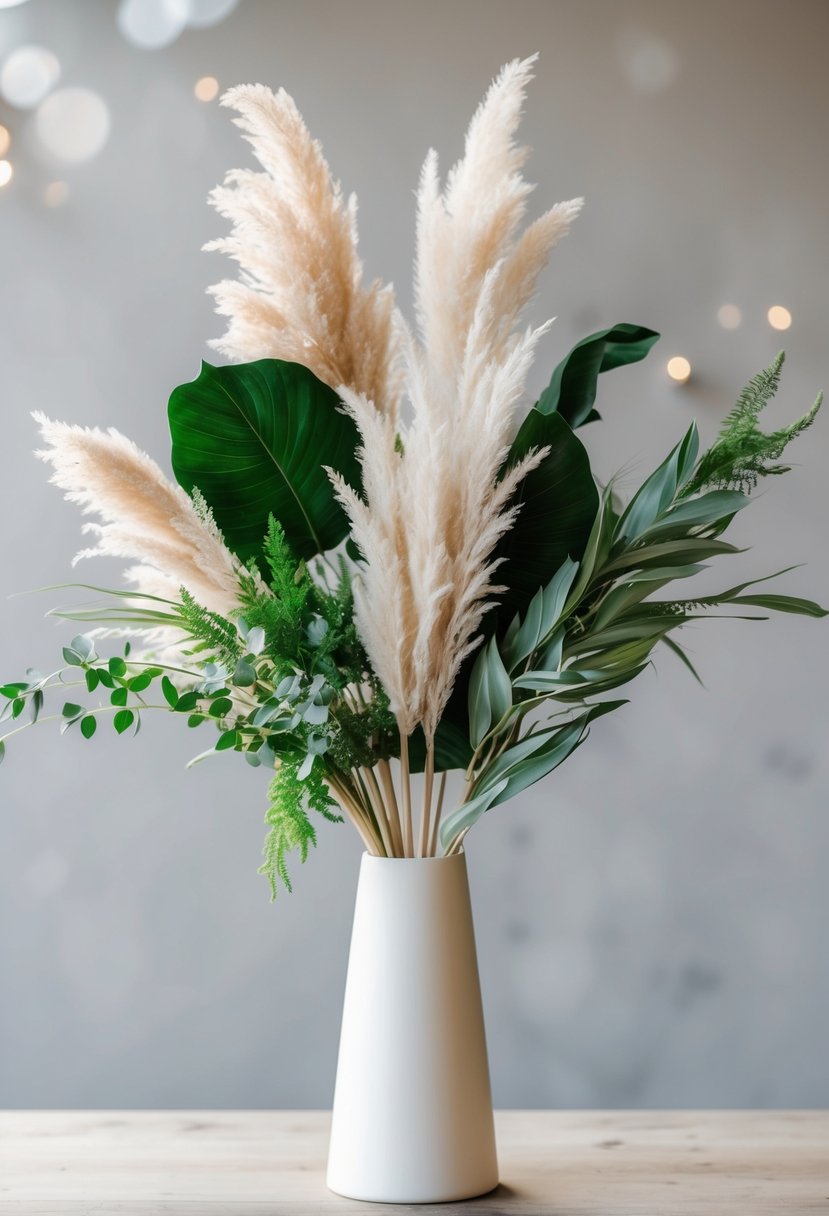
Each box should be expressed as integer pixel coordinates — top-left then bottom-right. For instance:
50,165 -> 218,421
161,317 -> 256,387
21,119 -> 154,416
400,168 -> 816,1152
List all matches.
363,764 -> 402,857
377,758 -> 404,855
354,767 -> 394,858
399,728 -> 414,858
428,770 -> 447,857
357,763 -> 396,860
326,776 -> 382,856
419,739 -> 435,858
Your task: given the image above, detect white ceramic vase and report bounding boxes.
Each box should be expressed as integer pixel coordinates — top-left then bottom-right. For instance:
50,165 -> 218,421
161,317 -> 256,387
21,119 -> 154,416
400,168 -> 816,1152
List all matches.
327,851 -> 499,1204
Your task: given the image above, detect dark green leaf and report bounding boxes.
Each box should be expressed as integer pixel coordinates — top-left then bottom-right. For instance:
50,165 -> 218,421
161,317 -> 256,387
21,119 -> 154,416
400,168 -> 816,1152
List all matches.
0,683 -> 27,699
209,697 -> 234,718
96,669 -> 114,689
80,715 -> 97,740
537,324 -> 660,428
12,697 -> 25,719
168,359 -> 362,562
215,730 -> 239,752
62,701 -> 83,720
232,659 -> 257,687
108,656 -> 127,678
113,709 -> 134,735
110,687 -> 129,707
495,411 -> 599,623
176,691 -> 199,713
662,635 -> 705,685
161,676 -> 179,709
85,669 -> 100,693
616,423 -> 699,543
127,672 -> 153,693
728,593 -> 828,617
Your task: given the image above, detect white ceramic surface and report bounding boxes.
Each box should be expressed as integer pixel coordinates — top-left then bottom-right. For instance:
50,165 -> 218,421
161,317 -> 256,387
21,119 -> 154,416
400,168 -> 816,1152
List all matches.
327,851 -> 499,1203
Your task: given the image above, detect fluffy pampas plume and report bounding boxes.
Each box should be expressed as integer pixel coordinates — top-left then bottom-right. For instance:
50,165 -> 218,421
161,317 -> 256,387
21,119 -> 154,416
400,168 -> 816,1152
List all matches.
207,84 -> 400,417
33,413 -> 255,619
331,56 -> 582,741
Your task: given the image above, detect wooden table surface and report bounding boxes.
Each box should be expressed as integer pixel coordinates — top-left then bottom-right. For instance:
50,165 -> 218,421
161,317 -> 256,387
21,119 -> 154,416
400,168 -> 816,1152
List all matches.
0,1110 -> 826,1214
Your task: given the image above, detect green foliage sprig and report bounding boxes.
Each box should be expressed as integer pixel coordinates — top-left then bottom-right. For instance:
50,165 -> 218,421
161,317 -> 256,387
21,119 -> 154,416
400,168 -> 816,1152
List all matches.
4,344 -> 824,893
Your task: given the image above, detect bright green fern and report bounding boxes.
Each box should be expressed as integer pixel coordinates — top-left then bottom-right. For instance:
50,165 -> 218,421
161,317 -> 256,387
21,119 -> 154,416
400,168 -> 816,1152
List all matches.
176,587 -> 243,666
259,758 -> 341,898
683,353 -> 822,496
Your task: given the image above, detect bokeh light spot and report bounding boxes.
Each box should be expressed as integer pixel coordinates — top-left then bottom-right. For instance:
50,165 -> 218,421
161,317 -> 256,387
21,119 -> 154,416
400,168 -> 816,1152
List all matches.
667,356 -> 692,384
186,0 -> 239,27
43,179 -> 69,207
767,305 -> 792,331
194,75 -> 219,102
0,45 -> 60,110
36,87 -> 111,164
717,304 -> 742,330
117,0 -> 189,50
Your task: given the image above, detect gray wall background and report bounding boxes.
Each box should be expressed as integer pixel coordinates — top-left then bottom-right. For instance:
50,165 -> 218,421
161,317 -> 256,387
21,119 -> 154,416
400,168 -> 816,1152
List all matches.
1,0 -> 827,1110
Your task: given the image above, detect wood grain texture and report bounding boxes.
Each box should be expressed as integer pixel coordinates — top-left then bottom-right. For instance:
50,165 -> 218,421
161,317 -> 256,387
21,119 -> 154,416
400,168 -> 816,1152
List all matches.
0,1110 -> 827,1214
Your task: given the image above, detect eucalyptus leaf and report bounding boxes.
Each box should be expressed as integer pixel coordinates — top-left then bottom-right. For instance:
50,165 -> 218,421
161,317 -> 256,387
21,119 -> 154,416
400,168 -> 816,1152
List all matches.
232,659 -> 257,687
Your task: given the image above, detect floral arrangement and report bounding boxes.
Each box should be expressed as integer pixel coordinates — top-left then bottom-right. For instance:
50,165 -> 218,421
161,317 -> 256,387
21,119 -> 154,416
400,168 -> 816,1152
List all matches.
2,58 -> 823,895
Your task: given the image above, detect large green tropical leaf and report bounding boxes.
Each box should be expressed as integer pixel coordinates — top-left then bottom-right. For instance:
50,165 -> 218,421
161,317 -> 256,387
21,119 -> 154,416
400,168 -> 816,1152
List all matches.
537,323 -> 660,428
431,412 -> 598,765
496,409 -> 599,623
168,360 -> 361,563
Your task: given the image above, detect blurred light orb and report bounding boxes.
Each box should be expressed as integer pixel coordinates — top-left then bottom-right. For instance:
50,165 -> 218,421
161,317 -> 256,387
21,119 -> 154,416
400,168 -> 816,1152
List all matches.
0,159 -> 13,187
0,45 -> 61,110
0,124 -> 9,156
717,304 -> 742,330
186,0 -> 239,27
117,0 -> 189,50
194,74 -> 219,102
36,87 -> 110,164
768,305 -> 792,331
667,356 -> 692,384
619,33 -> 679,94
43,179 -> 68,207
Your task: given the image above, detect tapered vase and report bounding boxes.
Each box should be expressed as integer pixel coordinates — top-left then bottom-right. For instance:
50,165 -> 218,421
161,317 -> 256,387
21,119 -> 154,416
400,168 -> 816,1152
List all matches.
327,850 -> 499,1203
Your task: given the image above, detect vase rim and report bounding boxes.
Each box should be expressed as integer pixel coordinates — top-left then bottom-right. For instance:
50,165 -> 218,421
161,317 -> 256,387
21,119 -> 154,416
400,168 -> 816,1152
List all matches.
360,849 -> 466,864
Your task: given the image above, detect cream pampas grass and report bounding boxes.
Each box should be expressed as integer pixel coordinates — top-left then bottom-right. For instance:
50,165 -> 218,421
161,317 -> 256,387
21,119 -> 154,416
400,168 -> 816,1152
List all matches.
207,84 -> 400,417
331,57 -> 581,746
33,413 -> 255,618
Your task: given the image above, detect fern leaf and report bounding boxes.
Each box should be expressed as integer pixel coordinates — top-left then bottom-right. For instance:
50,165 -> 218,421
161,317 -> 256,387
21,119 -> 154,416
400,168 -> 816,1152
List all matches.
684,353 -> 822,495
175,587 -> 242,666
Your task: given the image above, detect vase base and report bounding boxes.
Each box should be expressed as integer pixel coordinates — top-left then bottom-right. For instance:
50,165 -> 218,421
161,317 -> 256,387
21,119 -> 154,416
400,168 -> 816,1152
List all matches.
326,1174 -> 500,1205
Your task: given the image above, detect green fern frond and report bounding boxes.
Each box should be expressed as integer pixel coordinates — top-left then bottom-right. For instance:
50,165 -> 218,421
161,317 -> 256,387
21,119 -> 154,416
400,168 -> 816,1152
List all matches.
684,353 -> 822,495
176,587 -> 242,666
238,517 -> 310,668
258,758 -> 340,898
